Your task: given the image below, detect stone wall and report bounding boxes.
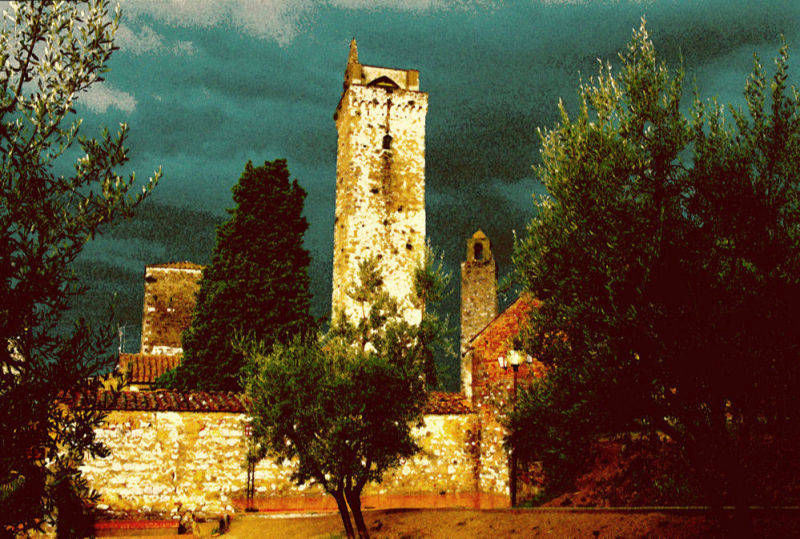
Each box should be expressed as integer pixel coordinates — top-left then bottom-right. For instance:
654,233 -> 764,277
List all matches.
460,230 -> 498,400
81,410 -> 508,517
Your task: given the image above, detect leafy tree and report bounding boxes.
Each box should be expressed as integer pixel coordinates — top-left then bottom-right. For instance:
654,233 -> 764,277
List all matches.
510,20 -> 800,515
0,0 -> 160,533
242,252 -> 448,539
158,159 -> 314,391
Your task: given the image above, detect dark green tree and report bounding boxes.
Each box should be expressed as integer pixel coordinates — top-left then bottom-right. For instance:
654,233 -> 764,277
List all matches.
158,159 -> 314,391
509,20 -> 800,516
242,251 -> 448,539
0,0 -> 160,533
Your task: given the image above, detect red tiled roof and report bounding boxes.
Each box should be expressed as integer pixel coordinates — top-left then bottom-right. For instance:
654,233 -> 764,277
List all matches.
71,390 -> 246,413
469,293 -> 541,350
71,390 -> 472,415
118,354 -> 181,384
147,261 -> 205,270
425,391 -> 472,414
470,294 -> 547,390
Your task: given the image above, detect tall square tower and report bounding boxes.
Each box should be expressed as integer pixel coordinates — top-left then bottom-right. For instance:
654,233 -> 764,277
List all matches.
332,40 -> 428,323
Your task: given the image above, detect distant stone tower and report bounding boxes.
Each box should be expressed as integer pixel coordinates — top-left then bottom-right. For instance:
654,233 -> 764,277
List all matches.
140,262 -> 203,355
332,39 -> 428,324
460,230 -> 498,397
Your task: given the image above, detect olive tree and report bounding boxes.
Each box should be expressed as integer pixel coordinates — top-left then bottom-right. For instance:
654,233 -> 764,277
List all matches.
510,20 -> 800,518
243,252 -> 448,538
0,1 -> 160,533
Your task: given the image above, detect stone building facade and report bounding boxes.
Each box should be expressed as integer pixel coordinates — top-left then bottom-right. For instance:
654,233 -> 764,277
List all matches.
331,40 -> 428,324
463,294 -> 544,404
460,230 -> 498,400
140,262 -> 203,355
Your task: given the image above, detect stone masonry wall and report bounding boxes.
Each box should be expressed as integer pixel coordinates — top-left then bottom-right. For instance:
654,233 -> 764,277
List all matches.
460,231 -> 498,400
81,411 -> 508,517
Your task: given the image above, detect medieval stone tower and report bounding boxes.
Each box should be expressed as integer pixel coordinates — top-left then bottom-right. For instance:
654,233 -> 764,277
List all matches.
460,230 -> 498,397
332,39 -> 428,323
140,262 -> 203,355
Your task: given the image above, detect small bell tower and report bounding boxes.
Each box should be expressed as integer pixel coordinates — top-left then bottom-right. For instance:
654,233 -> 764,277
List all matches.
460,230 -> 498,397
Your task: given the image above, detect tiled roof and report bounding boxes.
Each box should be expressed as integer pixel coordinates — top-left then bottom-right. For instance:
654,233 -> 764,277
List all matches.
147,261 -> 205,270
118,354 -> 181,384
469,293 -> 540,350
71,390 -> 472,415
70,390 -> 245,413
470,294 -> 547,383
425,391 -> 472,414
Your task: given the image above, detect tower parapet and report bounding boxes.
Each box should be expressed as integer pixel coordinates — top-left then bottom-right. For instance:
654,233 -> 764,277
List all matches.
332,40 -> 428,324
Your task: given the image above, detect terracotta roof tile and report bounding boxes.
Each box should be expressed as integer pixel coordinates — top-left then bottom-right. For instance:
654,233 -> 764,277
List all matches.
71,390 -> 246,413
118,354 -> 182,383
469,293 -> 541,350
71,390 -> 472,415
470,294 -> 547,396
425,391 -> 472,414
147,261 -> 205,270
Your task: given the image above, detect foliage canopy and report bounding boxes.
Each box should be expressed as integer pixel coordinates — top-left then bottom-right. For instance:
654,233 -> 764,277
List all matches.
243,252 -> 448,538
158,159 -> 314,391
0,0 -> 160,533
510,21 -> 800,506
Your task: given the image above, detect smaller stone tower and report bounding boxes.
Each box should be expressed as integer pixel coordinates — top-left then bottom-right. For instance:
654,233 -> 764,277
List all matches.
460,230 -> 498,398
140,262 -> 203,355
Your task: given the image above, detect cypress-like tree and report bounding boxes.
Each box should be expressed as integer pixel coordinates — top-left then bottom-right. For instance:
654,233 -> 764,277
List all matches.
160,159 -> 314,391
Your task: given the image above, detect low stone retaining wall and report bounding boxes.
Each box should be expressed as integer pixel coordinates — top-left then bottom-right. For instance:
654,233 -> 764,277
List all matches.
81,407 -> 510,517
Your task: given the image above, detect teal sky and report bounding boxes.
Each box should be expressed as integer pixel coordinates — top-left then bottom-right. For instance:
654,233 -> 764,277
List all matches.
61,0 -> 800,389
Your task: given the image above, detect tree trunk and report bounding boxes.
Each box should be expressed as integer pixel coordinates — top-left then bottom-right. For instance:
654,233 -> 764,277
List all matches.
345,488 -> 369,539
332,490 -> 355,539
729,417 -> 754,537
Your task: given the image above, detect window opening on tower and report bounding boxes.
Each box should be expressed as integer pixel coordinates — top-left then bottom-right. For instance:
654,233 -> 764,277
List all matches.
474,242 -> 484,261
382,134 -> 393,150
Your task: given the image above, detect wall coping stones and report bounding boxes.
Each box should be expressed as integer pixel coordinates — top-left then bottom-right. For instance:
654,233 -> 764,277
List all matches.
68,389 -> 472,415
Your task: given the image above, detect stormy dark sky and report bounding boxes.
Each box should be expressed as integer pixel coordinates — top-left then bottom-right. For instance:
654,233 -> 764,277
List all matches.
62,0 -> 799,389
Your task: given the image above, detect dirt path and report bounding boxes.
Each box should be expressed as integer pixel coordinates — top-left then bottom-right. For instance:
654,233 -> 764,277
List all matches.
225,508 -> 800,538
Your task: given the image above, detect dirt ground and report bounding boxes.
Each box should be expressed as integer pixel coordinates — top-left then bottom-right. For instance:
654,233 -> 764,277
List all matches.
224,508 -> 800,538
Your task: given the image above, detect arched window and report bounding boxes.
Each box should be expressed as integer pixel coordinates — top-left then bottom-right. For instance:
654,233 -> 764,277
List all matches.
474,242 -> 484,261
382,134 -> 393,150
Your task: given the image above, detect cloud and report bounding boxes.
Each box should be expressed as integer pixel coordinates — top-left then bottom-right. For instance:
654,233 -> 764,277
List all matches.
116,23 -> 198,56
173,40 -> 197,55
123,0 -> 314,46
116,23 -> 164,54
329,0 -> 497,11
122,0 -> 498,46
79,82 -> 137,113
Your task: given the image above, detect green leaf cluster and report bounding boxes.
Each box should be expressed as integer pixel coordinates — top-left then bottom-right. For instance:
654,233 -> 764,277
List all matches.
511,20 -> 800,506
